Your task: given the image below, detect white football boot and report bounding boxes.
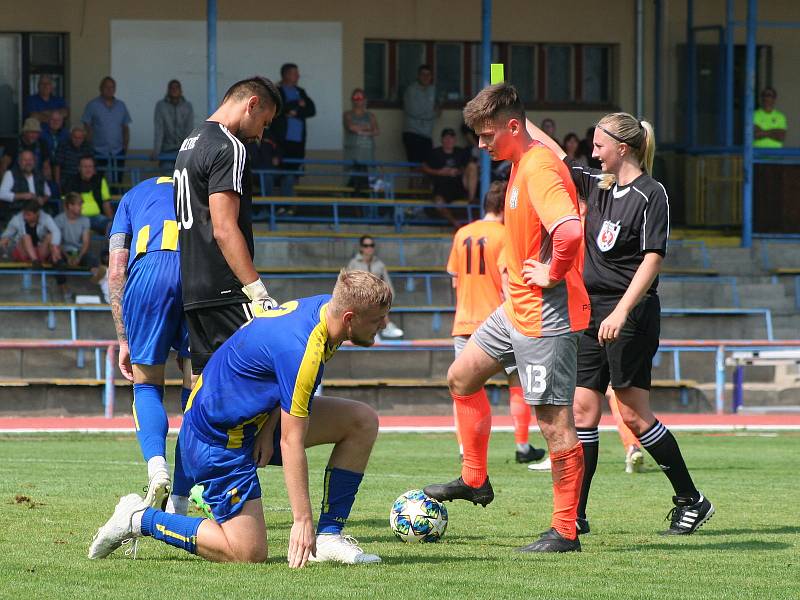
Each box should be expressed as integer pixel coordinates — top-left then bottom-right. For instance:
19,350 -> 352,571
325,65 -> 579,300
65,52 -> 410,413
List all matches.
88,493 -> 147,559
143,469 -> 171,510
527,456 -> 552,472
625,445 -> 645,474
308,533 -> 381,564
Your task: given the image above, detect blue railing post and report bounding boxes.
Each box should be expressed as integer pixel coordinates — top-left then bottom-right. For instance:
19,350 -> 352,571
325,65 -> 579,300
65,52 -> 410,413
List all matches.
479,0 -> 492,206
741,0 -> 757,248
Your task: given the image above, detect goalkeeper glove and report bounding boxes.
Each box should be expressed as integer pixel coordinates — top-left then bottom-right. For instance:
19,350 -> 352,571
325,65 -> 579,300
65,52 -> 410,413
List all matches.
242,279 -> 279,316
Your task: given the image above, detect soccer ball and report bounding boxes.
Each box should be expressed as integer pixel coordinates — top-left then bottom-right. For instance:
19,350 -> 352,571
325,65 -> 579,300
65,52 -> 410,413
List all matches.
389,489 -> 448,543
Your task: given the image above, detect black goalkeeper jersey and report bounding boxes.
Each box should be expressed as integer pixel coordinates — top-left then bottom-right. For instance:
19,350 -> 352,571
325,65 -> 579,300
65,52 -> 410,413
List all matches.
565,158 -> 670,297
174,121 -> 254,309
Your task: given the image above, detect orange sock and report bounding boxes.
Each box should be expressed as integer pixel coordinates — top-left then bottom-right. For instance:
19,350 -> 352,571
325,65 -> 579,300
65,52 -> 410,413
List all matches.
453,389 -> 492,487
550,442 -> 585,540
452,401 -> 463,452
609,392 -> 638,449
509,386 -> 530,445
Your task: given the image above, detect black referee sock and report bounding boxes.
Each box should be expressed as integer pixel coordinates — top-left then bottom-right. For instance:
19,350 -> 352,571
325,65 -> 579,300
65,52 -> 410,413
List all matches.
638,420 -> 699,500
576,427 -> 599,520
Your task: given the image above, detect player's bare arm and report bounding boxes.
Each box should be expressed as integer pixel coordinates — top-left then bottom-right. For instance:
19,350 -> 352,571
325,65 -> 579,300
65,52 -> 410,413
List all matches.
208,190 -> 260,288
108,233 -> 132,380
253,407 -> 281,467
598,252 -> 662,346
525,118 -> 566,161
280,409 -> 316,568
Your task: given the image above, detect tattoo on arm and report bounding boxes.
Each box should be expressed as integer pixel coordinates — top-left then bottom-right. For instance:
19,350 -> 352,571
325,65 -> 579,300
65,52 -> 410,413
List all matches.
108,248 -> 130,343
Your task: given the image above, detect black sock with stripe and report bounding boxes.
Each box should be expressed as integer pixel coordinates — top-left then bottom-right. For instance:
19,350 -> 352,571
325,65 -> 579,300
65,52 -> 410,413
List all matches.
638,420 -> 699,500
576,427 -> 599,520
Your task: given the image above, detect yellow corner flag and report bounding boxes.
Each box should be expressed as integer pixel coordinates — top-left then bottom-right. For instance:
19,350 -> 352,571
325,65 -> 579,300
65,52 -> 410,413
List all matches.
490,63 -> 505,85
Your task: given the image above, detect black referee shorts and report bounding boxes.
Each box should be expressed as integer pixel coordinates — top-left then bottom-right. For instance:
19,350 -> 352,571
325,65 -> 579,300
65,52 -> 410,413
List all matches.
185,302 -> 251,375
576,294 -> 661,392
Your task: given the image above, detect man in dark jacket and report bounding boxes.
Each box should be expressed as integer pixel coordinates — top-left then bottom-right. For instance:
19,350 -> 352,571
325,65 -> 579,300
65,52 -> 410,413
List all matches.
270,63 -> 316,195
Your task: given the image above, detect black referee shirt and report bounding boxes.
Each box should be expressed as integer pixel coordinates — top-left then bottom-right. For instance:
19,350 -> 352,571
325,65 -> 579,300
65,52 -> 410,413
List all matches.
174,121 -> 254,310
565,158 -> 670,297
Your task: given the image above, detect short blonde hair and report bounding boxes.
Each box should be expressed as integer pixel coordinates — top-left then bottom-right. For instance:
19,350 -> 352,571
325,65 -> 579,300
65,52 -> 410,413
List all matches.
330,269 -> 392,315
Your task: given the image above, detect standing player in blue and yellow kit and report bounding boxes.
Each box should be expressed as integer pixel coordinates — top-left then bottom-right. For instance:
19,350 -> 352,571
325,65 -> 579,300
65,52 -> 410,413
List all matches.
107,177 -> 193,515
90,271 -> 391,567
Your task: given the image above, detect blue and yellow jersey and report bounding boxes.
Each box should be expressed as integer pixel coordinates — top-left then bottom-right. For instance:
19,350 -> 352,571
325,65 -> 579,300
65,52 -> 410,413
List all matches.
109,176 -> 179,271
184,295 -> 338,449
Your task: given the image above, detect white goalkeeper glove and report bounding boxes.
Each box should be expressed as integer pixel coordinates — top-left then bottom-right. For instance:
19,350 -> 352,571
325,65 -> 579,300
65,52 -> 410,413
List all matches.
242,279 -> 279,316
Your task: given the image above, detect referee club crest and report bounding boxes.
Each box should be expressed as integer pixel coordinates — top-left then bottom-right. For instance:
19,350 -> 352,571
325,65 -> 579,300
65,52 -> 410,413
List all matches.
597,220 -> 621,252
509,186 -> 519,209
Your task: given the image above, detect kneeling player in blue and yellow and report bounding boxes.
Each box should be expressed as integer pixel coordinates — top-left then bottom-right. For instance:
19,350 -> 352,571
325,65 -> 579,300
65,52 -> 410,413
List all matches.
90,270 -> 391,567
107,176 -> 193,514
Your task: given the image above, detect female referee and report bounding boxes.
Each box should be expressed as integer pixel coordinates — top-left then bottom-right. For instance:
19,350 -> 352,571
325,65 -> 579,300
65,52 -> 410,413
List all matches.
526,112 -> 714,536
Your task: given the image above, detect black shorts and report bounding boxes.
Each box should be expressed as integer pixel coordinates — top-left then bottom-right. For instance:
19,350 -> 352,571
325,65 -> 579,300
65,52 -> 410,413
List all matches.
185,303 -> 251,375
432,177 -> 466,203
402,132 -> 432,163
576,294 -> 660,392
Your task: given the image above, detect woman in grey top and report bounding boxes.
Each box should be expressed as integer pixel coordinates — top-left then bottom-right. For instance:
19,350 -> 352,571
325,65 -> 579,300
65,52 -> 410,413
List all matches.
347,235 -> 402,338
343,89 -> 379,191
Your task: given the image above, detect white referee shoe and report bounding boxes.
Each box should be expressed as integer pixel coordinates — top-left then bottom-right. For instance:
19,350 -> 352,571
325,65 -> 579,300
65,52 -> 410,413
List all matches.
308,533 -> 381,564
88,494 -> 146,559
527,456 -> 552,472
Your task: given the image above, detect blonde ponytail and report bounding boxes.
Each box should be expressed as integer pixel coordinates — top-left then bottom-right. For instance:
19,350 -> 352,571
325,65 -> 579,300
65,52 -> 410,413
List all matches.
595,112 -> 657,188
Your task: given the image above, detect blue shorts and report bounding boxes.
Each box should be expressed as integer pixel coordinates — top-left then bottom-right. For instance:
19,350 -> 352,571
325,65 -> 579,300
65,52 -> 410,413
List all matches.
179,421 -> 283,523
123,251 -> 189,365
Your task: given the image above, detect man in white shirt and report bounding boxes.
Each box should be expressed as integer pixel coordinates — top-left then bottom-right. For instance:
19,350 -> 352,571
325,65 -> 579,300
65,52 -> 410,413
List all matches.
0,150 -> 52,217
0,200 -> 61,264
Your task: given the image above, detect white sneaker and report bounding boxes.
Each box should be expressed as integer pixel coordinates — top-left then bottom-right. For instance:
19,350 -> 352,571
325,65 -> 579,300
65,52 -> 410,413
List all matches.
625,445 -> 644,474
527,456 -> 552,472
88,493 -> 147,559
308,533 -> 381,564
381,321 -> 404,339
143,469 -> 171,509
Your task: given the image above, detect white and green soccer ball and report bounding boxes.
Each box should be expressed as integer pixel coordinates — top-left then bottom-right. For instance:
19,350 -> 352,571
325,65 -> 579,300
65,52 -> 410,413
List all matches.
389,489 -> 448,543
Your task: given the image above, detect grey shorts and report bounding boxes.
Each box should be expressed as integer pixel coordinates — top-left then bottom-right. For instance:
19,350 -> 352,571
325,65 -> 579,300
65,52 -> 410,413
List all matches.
470,306 -> 579,405
454,334 -> 517,375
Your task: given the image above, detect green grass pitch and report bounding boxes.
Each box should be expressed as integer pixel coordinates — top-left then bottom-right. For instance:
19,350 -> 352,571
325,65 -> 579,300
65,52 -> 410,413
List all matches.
0,431 -> 797,599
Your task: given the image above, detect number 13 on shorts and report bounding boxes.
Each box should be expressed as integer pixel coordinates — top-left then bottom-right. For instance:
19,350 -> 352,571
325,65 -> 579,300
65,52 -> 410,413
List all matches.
524,364 -> 547,394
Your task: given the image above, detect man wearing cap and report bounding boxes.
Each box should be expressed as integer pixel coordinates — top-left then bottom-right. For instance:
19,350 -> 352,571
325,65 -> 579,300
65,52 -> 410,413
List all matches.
24,75 -> 68,123
54,125 -> 94,190
422,128 -> 477,228
0,118 -> 52,177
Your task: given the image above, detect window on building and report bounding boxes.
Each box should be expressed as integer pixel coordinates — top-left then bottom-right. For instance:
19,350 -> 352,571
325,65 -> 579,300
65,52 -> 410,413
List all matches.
364,41 -> 387,101
364,39 -> 616,109
396,41 -> 425,101
509,44 -> 536,102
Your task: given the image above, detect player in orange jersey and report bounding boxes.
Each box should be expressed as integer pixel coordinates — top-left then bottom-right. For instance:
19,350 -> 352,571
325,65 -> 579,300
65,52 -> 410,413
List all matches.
425,83 -> 589,553
448,180 -> 545,465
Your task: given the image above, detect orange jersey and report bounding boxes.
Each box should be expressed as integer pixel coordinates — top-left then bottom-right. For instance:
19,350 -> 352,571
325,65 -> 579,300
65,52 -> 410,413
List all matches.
447,219 -> 507,335
502,142 -> 590,337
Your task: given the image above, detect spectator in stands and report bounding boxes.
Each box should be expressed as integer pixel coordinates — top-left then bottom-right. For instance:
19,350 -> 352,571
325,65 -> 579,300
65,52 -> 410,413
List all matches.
754,87 -> 787,148
343,88 -> 379,192
563,132 -> 588,167
54,192 -> 100,299
81,76 -> 131,183
0,151 -> 52,223
246,129 -> 284,198
0,199 -> 61,264
540,118 -> 558,144
63,156 -> 113,235
24,74 -> 68,122
153,79 -> 195,170
272,63 -> 316,195
402,65 -> 438,172
422,128 -> 477,228
0,117 -> 51,176
41,111 -> 69,162
347,235 -> 403,339
579,127 -> 602,169
54,124 -> 93,189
